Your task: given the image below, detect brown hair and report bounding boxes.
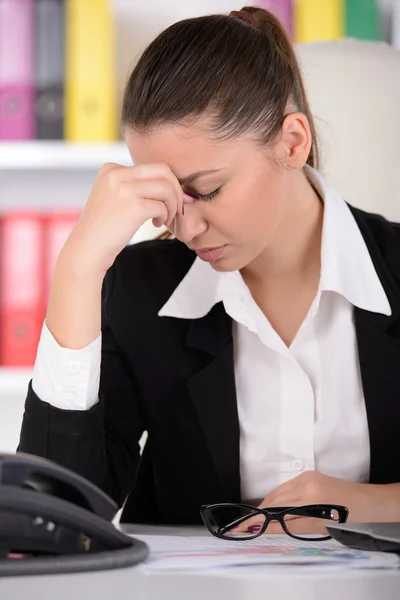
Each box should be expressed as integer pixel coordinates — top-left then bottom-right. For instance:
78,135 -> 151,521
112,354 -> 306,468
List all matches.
122,6 -> 319,238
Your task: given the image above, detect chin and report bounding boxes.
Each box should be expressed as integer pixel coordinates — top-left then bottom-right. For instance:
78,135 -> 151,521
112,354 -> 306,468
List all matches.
209,255 -> 248,273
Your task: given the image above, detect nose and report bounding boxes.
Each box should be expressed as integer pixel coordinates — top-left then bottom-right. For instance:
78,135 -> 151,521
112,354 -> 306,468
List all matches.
173,195 -> 208,243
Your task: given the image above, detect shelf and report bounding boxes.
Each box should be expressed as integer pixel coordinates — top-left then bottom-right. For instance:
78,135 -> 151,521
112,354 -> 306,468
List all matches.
0,141 -> 132,170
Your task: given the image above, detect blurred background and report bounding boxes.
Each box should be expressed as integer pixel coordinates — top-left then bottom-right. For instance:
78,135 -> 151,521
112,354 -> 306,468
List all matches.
0,0 -> 399,453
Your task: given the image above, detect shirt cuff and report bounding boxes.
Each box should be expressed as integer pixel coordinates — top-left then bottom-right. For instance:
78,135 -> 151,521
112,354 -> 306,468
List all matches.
31,320 -> 101,411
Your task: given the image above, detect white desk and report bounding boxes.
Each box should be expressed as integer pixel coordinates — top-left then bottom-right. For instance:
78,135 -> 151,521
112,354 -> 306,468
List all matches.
0,524 -> 399,600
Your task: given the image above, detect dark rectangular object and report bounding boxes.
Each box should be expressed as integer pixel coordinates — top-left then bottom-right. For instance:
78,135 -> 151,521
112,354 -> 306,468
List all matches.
34,0 -> 65,139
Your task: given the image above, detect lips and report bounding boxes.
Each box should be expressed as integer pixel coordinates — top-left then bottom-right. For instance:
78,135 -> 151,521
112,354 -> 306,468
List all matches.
194,245 -> 226,262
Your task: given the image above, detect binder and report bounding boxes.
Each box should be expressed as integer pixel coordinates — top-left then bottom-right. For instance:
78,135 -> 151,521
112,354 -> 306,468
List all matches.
34,0 -> 65,139
258,0 -> 293,38
0,0 -> 35,140
65,0 -> 117,141
42,211 -> 80,308
394,0 -> 400,49
345,0 -> 380,40
294,0 -> 344,43
0,212 -> 44,367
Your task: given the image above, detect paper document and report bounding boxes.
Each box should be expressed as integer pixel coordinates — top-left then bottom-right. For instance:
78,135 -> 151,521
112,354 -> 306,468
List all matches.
131,533 -> 400,572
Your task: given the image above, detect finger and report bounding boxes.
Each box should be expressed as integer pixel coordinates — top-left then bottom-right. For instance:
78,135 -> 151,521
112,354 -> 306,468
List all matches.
231,515 -> 266,533
233,516 -> 290,536
258,479 -> 303,509
152,207 -> 169,229
131,179 -> 180,227
258,493 -> 291,509
143,179 -> 179,227
98,162 -> 122,176
132,163 -> 184,216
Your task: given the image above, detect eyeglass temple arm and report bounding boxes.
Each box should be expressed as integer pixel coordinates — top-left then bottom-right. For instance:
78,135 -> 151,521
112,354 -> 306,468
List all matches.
286,506 -> 342,520
218,510 -> 261,535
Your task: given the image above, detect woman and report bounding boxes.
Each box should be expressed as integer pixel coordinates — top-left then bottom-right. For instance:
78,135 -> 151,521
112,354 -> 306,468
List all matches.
18,7 -> 400,534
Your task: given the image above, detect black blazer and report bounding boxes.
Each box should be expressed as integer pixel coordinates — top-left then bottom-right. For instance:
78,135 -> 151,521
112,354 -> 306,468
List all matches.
17,205 -> 400,525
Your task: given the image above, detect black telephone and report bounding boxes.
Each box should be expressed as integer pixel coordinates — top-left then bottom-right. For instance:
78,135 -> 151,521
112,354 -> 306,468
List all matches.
0,452 -> 149,576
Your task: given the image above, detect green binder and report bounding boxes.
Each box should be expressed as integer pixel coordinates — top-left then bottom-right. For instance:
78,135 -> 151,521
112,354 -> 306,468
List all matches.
345,0 -> 381,40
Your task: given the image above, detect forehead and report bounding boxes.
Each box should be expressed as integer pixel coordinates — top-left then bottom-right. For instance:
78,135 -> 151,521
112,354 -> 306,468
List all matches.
125,121 -> 253,168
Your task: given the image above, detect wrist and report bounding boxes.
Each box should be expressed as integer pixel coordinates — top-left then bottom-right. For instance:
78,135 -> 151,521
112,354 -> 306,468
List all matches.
57,245 -> 108,281
360,483 -> 400,522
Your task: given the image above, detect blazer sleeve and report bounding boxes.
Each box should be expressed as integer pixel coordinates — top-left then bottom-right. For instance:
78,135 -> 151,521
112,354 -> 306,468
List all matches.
17,263 -> 145,509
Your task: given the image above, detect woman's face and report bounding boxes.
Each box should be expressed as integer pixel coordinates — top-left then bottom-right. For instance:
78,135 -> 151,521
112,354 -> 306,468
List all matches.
126,118 -> 300,272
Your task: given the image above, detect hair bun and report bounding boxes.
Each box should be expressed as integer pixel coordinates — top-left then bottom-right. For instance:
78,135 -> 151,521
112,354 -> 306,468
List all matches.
229,9 -> 259,29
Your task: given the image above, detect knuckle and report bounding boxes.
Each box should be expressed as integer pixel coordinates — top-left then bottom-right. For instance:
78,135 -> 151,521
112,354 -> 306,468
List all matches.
99,162 -> 118,175
106,169 -> 122,190
156,164 -> 181,194
158,180 -> 175,202
158,162 -> 173,175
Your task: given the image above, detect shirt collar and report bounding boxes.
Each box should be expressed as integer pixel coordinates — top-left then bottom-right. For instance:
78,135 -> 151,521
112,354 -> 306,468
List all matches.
158,165 -> 391,320
309,166 -> 391,315
158,254 -> 225,319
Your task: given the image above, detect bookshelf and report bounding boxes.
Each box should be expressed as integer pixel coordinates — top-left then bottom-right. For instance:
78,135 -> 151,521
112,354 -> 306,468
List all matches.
0,141 -> 132,170
0,141 -> 130,404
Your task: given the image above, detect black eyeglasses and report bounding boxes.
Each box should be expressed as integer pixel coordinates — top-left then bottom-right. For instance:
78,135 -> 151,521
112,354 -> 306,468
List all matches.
200,502 -> 349,542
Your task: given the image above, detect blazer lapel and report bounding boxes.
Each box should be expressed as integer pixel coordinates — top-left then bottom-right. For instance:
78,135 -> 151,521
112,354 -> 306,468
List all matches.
355,305 -> 400,484
185,302 -> 241,502
351,207 -> 400,484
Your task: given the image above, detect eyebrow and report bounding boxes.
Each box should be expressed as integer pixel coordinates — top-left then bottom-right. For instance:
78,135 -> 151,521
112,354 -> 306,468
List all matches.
177,169 -> 224,185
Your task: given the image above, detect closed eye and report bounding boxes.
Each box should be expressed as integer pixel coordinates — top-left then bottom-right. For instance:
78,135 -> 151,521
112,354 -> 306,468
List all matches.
187,187 -> 221,202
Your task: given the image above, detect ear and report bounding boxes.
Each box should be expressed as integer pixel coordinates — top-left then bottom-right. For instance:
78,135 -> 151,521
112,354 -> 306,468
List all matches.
279,112 -> 313,170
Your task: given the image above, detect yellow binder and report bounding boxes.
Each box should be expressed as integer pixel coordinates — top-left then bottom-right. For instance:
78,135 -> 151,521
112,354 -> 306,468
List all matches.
294,0 -> 344,43
65,0 -> 117,141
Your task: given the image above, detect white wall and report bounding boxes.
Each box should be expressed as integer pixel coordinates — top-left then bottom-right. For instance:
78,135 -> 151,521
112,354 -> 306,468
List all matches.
111,0 -> 398,130
111,0 -> 246,120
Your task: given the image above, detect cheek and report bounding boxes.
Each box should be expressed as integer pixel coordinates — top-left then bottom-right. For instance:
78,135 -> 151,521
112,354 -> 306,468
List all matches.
224,179 -> 284,239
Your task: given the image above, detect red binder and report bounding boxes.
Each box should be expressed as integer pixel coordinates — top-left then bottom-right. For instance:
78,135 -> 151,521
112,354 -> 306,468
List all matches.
0,0 -> 35,140
42,211 -> 80,308
0,212 -> 45,366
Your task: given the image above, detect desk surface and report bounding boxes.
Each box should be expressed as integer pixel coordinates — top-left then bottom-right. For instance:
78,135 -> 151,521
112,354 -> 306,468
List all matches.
1,524 -> 400,600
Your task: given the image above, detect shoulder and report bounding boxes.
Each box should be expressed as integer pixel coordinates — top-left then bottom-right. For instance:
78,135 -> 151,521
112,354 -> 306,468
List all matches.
115,237 -> 194,279
102,237 -> 196,314
348,203 -> 400,250
348,204 -> 400,283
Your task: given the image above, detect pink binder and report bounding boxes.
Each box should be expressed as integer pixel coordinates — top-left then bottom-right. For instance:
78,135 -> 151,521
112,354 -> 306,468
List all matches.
0,211 -> 44,366
0,0 -> 35,140
259,0 -> 293,38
